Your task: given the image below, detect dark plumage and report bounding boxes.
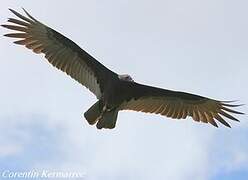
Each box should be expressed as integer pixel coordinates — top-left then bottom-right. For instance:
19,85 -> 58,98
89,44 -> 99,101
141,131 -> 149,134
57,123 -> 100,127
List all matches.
2,8 -> 244,129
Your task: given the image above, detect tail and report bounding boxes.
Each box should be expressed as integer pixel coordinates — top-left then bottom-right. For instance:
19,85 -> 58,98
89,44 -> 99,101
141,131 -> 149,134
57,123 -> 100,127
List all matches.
84,101 -> 119,129
96,109 -> 119,129
84,101 -> 102,125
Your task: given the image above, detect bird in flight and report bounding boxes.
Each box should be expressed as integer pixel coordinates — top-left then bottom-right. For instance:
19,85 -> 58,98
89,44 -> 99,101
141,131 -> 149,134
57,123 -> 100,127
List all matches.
2,8 -> 244,129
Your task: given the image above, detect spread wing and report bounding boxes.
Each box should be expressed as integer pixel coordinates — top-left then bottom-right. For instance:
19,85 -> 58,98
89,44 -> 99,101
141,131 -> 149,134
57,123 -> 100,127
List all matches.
2,8 -> 118,99
119,82 -> 244,128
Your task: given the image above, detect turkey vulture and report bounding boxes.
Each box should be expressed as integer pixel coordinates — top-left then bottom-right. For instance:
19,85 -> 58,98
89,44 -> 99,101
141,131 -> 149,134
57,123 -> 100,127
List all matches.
2,8 -> 244,129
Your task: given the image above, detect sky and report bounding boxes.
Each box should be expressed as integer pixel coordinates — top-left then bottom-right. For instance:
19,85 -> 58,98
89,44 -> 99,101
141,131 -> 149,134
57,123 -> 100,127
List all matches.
0,0 -> 248,180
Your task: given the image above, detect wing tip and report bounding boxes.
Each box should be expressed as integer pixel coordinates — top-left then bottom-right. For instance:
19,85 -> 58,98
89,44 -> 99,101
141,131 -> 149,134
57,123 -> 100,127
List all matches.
219,100 -> 245,116
8,8 -> 18,15
1,24 -> 7,29
7,7 -> 36,24
224,123 -> 232,128
211,123 -> 219,128
22,7 -> 38,22
3,33 -> 11,37
212,123 -> 232,128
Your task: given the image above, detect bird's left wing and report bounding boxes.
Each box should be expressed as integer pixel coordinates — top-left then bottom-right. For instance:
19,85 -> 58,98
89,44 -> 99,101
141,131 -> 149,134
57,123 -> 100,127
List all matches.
119,82 -> 244,128
2,9 -> 118,99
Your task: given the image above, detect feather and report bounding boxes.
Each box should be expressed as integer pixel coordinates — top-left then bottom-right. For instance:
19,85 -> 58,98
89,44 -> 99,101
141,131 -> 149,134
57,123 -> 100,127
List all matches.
119,82 -> 243,128
9,9 -> 34,23
3,8 -> 117,99
4,33 -> 29,38
1,24 -> 28,32
8,18 -> 30,26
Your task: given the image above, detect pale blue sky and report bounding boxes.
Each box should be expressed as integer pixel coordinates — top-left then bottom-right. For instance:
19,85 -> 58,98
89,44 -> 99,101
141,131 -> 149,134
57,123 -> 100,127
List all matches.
0,1 -> 248,180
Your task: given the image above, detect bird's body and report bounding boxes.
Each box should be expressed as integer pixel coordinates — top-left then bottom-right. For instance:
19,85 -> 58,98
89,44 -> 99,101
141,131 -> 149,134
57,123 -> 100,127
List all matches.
2,8 -> 244,129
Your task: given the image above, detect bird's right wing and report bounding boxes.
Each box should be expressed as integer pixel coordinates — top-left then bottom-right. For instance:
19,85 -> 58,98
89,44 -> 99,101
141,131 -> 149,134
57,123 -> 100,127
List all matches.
2,9 -> 118,99
119,82 -> 244,128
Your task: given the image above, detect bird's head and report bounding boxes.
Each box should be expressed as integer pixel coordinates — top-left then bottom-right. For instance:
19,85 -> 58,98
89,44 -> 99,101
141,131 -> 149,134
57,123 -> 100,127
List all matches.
118,74 -> 134,82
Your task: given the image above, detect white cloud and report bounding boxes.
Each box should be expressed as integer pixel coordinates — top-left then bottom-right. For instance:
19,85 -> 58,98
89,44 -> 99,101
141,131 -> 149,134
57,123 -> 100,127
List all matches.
230,152 -> 248,170
0,144 -> 22,158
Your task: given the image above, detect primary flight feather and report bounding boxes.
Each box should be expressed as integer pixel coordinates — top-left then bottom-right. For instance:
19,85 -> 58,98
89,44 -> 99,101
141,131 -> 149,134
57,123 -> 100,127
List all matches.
2,8 -> 244,129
